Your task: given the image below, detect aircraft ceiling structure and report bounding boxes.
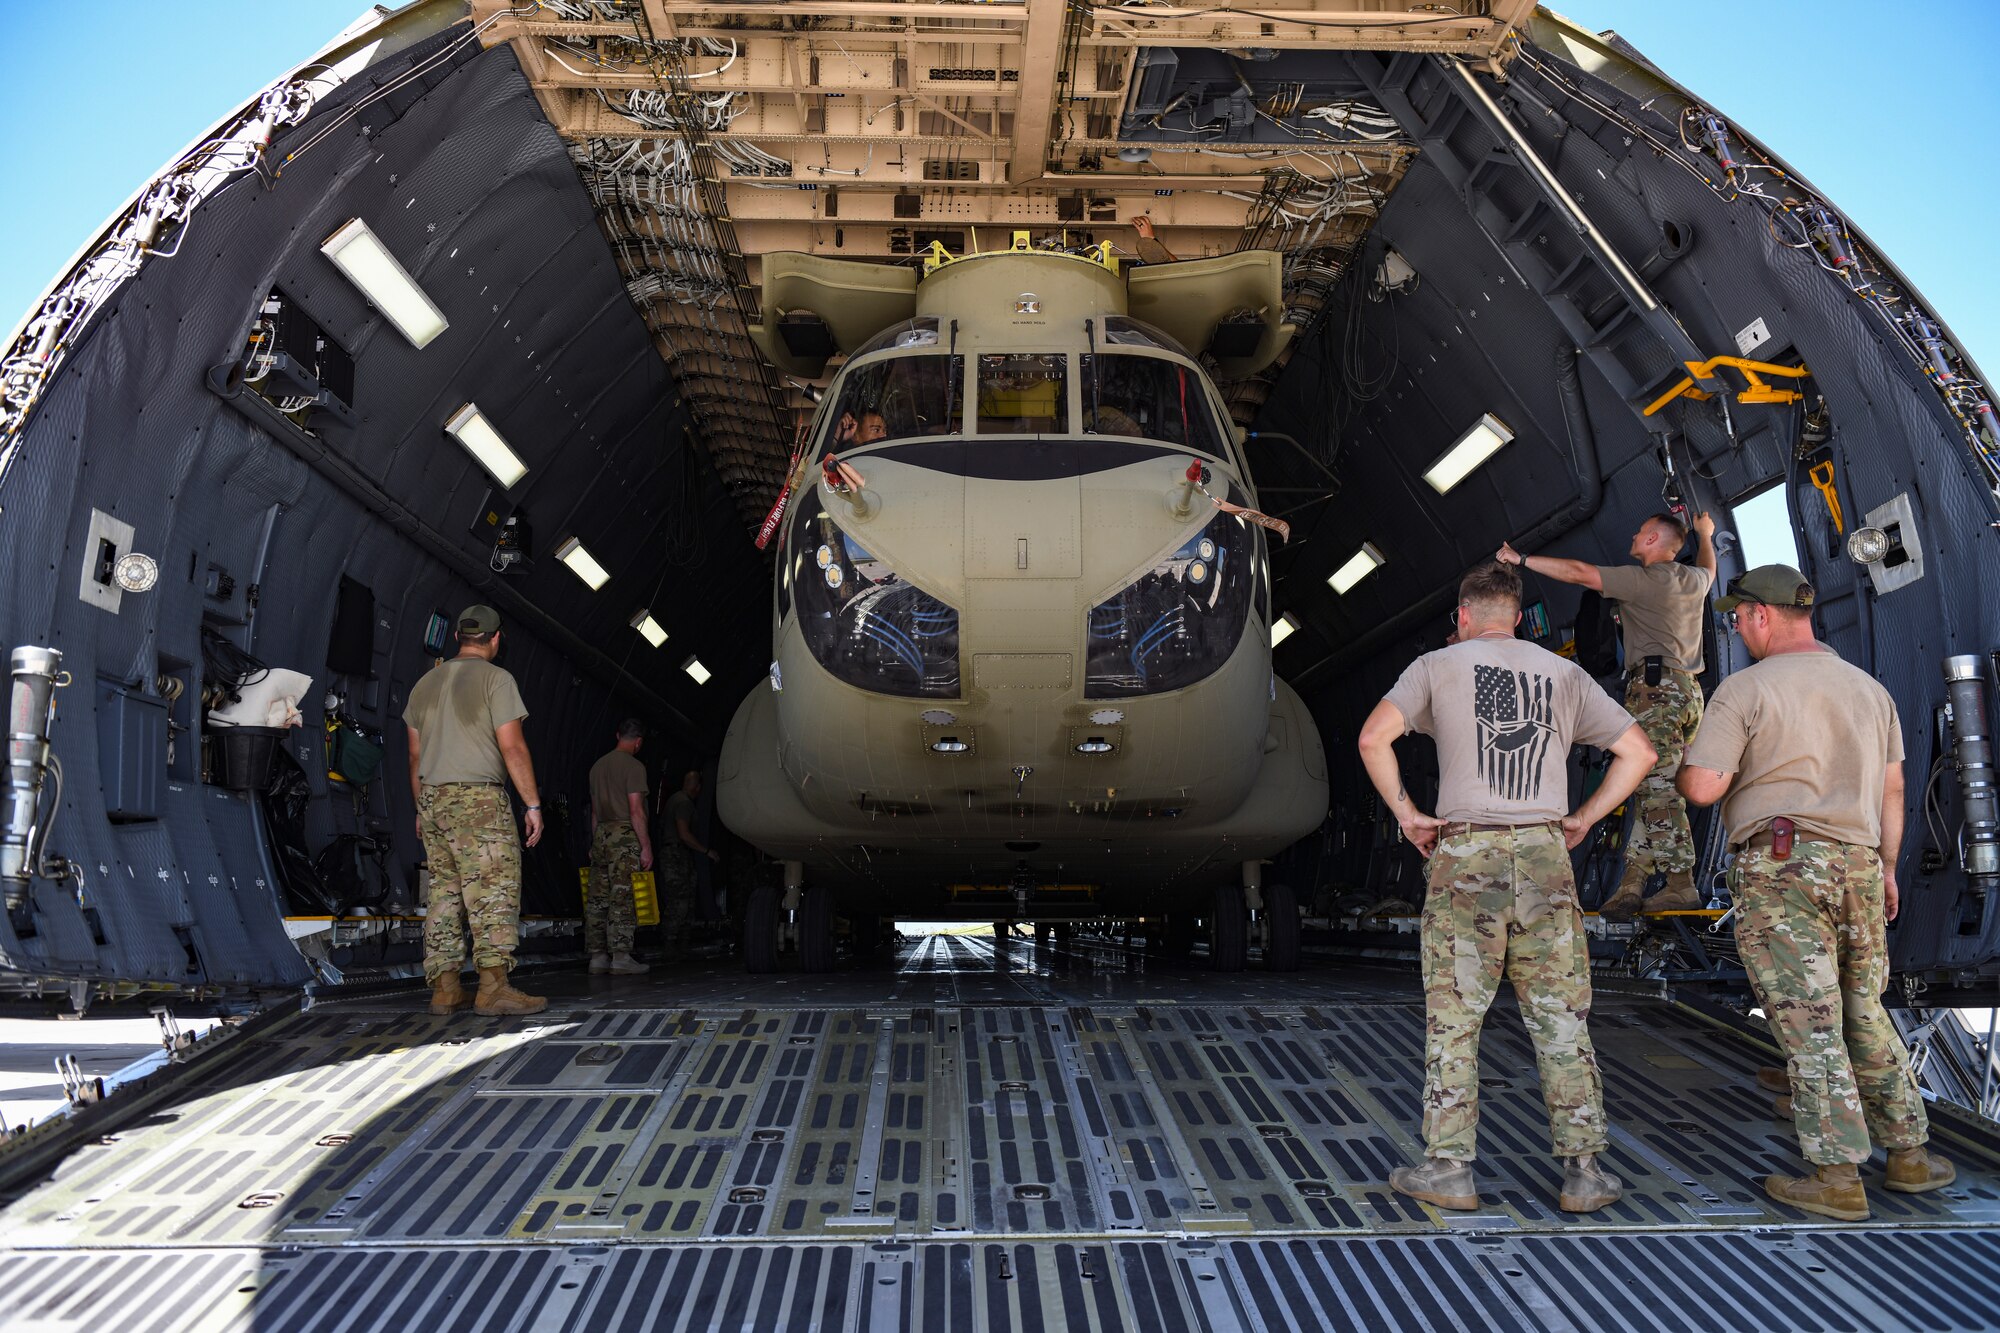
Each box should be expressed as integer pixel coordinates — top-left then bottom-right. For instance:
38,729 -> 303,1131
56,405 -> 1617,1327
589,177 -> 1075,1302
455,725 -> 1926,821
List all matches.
469,0 -> 1535,523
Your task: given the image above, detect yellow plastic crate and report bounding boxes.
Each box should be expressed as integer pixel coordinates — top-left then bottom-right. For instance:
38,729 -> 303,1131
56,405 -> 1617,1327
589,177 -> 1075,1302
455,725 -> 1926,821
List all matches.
577,867 -> 661,927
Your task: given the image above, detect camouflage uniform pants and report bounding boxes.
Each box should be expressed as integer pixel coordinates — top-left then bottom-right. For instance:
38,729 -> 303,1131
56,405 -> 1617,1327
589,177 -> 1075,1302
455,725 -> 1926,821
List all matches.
586,823 -> 642,956
1623,668 -> 1703,874
657,848 -> 693,955
1732,840 -> 1928,1165
418,783 -> 521,980
1421,823 -> 1607,1161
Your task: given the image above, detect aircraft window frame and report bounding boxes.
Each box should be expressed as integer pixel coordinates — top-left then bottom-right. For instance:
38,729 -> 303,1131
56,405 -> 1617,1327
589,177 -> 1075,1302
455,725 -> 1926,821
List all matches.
975,353 -> 1071,436
1077,349 -> 1229,455
820,349 -> 964,451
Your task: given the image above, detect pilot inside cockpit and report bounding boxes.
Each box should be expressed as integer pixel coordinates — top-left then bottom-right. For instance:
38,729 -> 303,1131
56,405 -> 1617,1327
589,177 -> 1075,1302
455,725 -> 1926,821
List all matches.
822,352 -> 963,449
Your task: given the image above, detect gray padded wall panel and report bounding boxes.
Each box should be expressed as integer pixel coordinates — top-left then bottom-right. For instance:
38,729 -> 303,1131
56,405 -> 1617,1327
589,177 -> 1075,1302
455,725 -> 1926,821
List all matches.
0,36 -> 764,989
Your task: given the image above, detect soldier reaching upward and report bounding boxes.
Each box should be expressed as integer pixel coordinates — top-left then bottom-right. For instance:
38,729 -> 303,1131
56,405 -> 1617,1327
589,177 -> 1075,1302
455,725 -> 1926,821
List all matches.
403,605 -> 547,1017
1498,509 -> 1717,917
586,719 -> 653,976
1679,565 -> 1953,1220
1358,561 -> 1656,1214
1360,556 -> 1656,1208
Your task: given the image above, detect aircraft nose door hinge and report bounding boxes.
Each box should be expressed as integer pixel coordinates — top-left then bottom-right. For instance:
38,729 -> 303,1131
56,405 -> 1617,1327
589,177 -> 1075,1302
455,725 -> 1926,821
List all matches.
1016,537 -> 1028,570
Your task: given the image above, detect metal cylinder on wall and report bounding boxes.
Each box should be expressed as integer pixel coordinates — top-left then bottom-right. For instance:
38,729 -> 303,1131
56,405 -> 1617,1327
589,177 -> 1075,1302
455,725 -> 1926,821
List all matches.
2,646 -> 64,908
1944,654 -> 2000,889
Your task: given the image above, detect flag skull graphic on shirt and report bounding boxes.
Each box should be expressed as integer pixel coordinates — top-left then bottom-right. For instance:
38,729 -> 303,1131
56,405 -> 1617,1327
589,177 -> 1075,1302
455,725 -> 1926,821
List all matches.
1473,663 -> 1558,802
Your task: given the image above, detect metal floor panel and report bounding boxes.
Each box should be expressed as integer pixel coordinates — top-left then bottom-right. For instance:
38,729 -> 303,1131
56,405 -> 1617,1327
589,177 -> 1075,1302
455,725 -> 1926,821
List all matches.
5,935 -> 2000,1331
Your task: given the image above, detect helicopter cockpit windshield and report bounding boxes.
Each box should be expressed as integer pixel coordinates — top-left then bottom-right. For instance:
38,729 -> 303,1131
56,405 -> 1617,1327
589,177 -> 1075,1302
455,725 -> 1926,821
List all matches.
817,313 -> 1233,457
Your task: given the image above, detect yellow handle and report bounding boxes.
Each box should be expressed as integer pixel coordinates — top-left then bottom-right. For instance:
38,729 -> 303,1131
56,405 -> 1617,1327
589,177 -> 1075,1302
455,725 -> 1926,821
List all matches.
1808,460 -> 1845,533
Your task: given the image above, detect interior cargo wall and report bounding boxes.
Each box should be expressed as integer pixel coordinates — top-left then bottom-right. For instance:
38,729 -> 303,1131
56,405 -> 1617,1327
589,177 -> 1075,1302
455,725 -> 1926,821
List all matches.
1255,40 -> 2000,978
0,35 -> 762,990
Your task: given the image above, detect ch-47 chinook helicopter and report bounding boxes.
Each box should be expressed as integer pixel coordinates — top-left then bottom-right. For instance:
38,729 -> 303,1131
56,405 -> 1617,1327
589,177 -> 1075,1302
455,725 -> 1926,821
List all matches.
718,235 -> 1328,972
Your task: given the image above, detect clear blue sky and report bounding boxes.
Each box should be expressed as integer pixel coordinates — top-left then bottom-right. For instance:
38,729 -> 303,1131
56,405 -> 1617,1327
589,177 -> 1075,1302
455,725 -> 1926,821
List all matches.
2,1 -> 1995,379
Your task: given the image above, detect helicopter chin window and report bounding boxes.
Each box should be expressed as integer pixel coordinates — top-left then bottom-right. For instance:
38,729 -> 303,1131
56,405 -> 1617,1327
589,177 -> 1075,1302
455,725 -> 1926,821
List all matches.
793,502 -> 960,698
1086,505 -> 1254,698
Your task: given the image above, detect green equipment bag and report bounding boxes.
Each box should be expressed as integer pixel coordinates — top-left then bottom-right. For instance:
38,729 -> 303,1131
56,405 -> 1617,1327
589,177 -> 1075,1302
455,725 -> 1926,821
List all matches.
327,719 -> 384,788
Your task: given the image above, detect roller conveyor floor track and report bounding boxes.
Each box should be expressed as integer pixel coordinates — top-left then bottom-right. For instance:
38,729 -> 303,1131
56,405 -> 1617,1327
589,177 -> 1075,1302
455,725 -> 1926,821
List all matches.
5,935 -> 2000,1332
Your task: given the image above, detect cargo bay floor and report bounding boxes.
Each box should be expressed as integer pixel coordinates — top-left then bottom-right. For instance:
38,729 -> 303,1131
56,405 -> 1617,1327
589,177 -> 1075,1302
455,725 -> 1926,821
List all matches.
4,932 -> 2000,1332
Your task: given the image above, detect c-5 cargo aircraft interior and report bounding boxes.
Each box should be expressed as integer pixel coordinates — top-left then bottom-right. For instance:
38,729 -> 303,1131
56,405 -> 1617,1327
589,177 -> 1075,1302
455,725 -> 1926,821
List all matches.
2,2 -> 1998,1329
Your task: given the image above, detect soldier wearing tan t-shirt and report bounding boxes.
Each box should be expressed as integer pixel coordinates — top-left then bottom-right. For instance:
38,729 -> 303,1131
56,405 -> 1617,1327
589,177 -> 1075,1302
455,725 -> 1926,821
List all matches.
1678,564 -> 1952,1221
1499,510 -> 1717,917
585,719 -> 653,976
1358,561 -> 1656,1216
403,605 -> 546,1018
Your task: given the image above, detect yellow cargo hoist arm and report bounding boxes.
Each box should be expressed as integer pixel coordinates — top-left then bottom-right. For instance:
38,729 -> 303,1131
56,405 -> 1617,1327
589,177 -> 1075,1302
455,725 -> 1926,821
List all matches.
1643,355 -> 1811,416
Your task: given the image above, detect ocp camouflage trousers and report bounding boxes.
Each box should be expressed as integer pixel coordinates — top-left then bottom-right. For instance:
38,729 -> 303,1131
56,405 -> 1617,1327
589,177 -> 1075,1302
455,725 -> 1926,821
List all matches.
657,849 -> 693,954
1624,668 -> 1703,874
418,783 -> 522,980
586,823 -> 641,955
1732,841 -> 1928,1165
1421,823 -> 1607,1161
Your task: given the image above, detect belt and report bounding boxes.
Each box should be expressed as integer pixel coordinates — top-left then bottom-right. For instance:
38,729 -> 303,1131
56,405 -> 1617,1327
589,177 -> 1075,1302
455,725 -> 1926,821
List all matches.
1626,663 -> 1697,678
1439,820 -> 1559,835
1735,829 -> 1843,854
426,780 -> 504,789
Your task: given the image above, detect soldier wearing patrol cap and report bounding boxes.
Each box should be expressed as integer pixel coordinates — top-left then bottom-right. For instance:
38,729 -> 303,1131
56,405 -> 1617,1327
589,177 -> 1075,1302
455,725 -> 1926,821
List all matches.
1498,509 -> 1718,918
1678,564 -> 1954,1220
1359,560 -> 1658,1214
403,605 -> 548,1017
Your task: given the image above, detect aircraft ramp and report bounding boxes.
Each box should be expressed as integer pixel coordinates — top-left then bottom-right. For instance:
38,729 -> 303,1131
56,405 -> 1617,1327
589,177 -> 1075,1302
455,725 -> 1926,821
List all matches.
3,937 -> 1999,1331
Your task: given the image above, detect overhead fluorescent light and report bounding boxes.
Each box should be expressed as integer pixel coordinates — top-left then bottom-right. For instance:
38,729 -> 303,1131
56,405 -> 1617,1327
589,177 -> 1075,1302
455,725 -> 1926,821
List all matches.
320,218 -> 448,348
554,536 -> 609,589
1328,543 -> 1385,595
1271,611 -> 1299,648
630,610 -> 667,647
1423,412 -> 1514,494
682,656 -> 711,685
443,403 -> 527,489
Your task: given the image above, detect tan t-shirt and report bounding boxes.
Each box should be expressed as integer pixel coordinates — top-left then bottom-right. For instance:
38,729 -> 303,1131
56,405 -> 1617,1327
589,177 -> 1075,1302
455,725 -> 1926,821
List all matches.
403,657 -> 529,785
1383,635 -> 1637,824
1597,560 -> 1714,672
1683,649 -> 1904,847
589,749 -> 648,826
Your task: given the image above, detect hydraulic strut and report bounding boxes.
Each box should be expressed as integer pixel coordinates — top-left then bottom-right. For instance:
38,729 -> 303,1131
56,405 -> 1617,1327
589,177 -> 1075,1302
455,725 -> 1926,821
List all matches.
1944,654 -> 1999,902
2,646 -> 66,910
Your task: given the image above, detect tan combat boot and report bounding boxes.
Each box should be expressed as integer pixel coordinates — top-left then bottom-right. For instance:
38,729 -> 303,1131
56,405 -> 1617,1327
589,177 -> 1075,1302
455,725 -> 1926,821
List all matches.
607,952 -> 649,975
1773,1094 -> 1794,1120
1755,1066 -> 1792,1094
1765,1163 -> 1868,1221
588,953 -> 612,974
428,970 -> 473,1015
1643,869 -> 1701,913
1389,1157 -> 1479,1210
474,964 -> 548,1016
1884,1145 -> 1956,1194
1559,1154 -> 1624,1212
1597,863 -> 1648,920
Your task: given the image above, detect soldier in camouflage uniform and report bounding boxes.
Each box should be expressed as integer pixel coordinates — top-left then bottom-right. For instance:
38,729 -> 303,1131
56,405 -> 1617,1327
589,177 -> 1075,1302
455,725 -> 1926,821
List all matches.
586,719 -> 652,975
404,606 -> 547,1017
658,768 -> 717,960
1681,565 -> 1952,1220
1499,510 -> 1717,916
1360,561 -> 1657,1213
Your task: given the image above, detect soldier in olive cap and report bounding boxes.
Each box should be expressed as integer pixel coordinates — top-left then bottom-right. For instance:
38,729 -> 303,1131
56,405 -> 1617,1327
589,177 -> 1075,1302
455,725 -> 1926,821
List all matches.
1679,565 -> 1953,1220
404,605 -> 548,1017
